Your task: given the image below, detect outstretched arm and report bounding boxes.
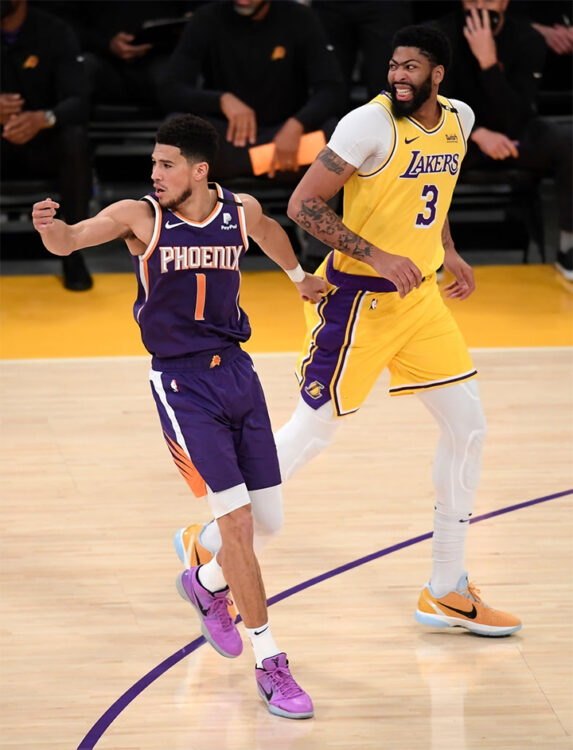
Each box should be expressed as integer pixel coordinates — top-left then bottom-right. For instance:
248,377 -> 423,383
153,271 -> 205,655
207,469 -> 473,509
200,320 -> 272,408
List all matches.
240,193 -> 327,303
287,147 -> 422,298
32,198 -> 145,255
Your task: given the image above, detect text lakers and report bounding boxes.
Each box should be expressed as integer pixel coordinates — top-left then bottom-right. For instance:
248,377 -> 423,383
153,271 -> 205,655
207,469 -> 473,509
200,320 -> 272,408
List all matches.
159,245 -> 243,273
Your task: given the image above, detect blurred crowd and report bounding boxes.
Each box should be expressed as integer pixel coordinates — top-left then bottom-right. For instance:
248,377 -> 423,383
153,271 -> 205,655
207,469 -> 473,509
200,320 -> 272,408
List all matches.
1,0 -> 571,289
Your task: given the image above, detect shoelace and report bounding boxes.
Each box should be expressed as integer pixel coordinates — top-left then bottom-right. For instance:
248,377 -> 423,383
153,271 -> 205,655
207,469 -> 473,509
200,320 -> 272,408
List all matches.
268,667 -> 304,698
208,596 -> 235,631
464,582 -> 490,608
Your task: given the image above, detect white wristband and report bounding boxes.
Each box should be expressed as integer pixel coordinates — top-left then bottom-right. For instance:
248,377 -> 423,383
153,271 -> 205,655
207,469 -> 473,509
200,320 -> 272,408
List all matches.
285,263 -> 306,283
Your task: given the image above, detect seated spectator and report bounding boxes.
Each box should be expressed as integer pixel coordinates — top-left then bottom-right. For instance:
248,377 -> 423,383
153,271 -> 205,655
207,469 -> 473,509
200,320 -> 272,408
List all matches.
159,0 -> 345,183
311,0 -> 413,112
432,0 -> 573,280
529,0 -> 573,56
525,0 -> 572,116
1,0 -> 92,291
40,0 -> 192,114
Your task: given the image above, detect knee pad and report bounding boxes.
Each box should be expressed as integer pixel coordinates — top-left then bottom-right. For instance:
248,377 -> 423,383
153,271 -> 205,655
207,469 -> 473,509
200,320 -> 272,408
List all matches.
274,399 -> 340,481
249,485 -> 283,537
460,426 -> 486,492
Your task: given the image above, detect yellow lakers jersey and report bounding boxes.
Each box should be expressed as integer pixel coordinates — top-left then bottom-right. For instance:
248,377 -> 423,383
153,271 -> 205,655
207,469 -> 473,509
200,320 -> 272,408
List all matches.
334,92 -> 467,278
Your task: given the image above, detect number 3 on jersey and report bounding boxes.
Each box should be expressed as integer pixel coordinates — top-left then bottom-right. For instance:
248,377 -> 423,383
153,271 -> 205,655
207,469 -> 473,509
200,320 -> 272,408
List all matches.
416,184 -> 439,227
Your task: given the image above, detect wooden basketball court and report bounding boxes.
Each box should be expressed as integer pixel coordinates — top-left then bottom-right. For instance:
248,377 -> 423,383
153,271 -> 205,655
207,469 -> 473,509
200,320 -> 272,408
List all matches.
1,265 -> 572,749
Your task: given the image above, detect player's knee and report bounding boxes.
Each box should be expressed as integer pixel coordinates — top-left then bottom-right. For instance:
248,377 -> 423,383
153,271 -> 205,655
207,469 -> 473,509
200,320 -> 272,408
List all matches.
460,425 -> 486,491
218,504 -> 254,548
249,486 -> 283,537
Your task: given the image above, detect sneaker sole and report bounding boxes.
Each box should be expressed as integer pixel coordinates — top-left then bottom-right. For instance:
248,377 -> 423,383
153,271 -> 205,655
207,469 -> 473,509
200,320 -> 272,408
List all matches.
257,686 -> 314,719
175,573 -> 242,658
174,525 -> 214,567
173,528 -> 190,567
415,609 -> 522,637
555,262 -> 573,281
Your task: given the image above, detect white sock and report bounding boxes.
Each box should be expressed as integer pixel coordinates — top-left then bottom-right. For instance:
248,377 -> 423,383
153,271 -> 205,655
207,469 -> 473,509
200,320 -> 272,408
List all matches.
245,623 -> 281,668
197,556 -> 227,593
199,519 -> 222,554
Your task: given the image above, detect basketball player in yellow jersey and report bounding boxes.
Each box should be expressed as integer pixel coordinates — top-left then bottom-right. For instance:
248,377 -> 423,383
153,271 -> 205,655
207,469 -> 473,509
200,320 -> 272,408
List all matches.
176,25 -> 521,637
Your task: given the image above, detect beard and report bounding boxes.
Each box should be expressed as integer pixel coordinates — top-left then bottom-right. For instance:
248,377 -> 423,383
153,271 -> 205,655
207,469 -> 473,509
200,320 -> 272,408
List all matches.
160,186 -> 192,210
390,74 -> 433,118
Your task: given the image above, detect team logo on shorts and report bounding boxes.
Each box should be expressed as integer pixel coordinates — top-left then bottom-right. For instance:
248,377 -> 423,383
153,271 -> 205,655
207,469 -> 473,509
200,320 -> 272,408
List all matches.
305,380 -> 325,400
170,379 -> 179,392
210,354 -> 221,368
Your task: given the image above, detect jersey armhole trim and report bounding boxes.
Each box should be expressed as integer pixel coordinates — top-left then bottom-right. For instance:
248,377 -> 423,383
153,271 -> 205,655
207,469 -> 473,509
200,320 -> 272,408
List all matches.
357,101 -> 397,178
140,195 -> 162,260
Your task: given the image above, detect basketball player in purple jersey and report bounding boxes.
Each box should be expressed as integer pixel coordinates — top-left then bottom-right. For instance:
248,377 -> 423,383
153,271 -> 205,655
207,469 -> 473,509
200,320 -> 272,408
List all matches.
32,114 -> 326,719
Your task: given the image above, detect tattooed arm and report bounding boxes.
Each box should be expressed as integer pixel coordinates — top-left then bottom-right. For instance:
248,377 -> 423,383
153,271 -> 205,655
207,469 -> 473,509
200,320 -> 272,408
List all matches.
288,147 -> 422,298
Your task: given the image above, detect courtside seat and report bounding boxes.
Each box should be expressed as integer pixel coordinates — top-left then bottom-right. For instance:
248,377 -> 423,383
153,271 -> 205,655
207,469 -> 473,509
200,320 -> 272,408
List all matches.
450,167 -> 545,263
0,179 -> 58,233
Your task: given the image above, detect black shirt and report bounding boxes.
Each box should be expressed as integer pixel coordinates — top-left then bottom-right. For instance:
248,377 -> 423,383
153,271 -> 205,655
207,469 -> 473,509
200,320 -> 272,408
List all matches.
434,8 -> 546,138
1,7 -> 88,126
160,0 -> 344,129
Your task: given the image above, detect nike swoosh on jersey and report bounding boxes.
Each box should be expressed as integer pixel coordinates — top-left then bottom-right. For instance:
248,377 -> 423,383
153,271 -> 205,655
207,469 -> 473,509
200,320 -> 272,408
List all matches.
439,602 -> 478,619
165,220 -> 187,229
405,136 -> 419,144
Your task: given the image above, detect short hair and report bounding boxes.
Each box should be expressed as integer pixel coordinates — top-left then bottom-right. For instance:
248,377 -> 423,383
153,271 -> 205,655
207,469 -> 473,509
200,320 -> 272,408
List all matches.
392,25 -> 451,72
155,114 -> 219,168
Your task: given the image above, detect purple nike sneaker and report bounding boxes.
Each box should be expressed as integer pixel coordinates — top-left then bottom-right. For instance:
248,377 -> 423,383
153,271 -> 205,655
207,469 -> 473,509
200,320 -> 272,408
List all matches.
255,653 -> 314,719
176,566 -> 243,658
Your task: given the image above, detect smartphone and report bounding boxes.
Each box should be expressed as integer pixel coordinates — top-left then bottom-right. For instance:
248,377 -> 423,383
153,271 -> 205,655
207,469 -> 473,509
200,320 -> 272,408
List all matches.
465,9 -> 501,30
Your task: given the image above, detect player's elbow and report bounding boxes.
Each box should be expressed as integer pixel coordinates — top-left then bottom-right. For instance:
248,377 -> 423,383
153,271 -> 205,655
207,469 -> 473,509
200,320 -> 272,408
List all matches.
287,189 -> 304,225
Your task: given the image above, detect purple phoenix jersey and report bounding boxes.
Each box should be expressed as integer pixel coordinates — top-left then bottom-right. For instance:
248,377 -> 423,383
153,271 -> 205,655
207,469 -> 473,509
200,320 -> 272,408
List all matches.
132,183 -> 250,359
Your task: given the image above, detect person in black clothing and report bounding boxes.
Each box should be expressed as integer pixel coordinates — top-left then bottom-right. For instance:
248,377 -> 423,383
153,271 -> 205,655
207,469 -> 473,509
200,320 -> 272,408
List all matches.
41,1 -> 192,113
311,0 -> 413,112
432,0 -> 573,280
1,0 -> 92,291
159,0 -> 344,182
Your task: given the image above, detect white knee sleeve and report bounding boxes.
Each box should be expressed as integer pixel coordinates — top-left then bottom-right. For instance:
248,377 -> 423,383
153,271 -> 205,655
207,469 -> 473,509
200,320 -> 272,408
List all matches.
200,485 -> 283,557
207,483 -> 251,519
249,485 -> 283,555
418,380 -> 487,596
418,380 -> 487,519
274,398 -> 340,481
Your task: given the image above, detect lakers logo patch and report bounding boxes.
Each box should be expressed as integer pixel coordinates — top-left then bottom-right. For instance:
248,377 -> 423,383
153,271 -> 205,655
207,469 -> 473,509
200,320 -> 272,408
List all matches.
210,354 -> 221,368
305,380 -> 325,400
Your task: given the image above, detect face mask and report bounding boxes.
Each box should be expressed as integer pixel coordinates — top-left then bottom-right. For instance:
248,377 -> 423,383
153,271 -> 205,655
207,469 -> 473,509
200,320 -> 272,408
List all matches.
465,9 -> 502,33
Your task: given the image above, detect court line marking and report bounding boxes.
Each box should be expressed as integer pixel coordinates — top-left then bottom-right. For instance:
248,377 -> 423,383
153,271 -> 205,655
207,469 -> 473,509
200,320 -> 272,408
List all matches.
77,488 -> 572,749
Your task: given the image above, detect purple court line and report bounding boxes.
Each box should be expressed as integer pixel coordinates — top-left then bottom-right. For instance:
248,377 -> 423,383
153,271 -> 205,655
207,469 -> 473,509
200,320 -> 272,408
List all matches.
77,488 -> 572,750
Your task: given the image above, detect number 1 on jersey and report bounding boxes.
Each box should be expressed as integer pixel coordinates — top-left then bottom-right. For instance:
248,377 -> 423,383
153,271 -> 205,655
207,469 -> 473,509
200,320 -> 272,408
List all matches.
195,273 -> 206,320
416,184 -> 439,227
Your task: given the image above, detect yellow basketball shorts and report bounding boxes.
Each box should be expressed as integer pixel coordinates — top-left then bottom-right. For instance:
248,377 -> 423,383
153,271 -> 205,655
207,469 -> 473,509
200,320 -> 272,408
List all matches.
296,263 -> 477,417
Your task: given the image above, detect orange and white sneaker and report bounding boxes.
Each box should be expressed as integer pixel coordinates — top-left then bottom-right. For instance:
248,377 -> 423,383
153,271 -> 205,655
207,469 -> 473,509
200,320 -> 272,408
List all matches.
415,573 -> 522,637
174,523 -> 214,568
174,523 -> 238,622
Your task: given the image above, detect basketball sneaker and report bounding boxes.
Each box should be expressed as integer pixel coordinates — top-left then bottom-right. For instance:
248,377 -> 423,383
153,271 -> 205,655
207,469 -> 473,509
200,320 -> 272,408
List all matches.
176,566 -> 243,658
174,523 -> 214,568
255,653 -> 314,719
415,573 -> 522,637
174,524 -> 238,621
